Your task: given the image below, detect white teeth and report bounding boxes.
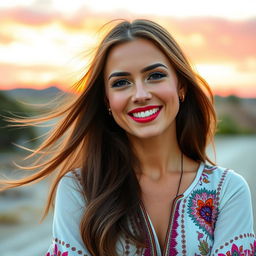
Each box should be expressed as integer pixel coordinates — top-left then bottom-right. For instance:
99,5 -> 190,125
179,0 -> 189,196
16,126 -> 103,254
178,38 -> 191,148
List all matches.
131,107 -> 160,118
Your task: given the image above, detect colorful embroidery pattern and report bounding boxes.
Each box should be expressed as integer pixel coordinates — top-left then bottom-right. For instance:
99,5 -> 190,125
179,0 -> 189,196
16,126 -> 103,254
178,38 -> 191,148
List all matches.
217,239 -> 256,256
215,169 -> 228,211
181,198 -> 187,256
214,234 -> 256,255
199,165 -> 216,185
47,167 -> 255,256
187,188 -> 218,239
168,200 -> 181,256
46,244 -> 68,256
218,243 -> 245,256
196,232 -> 211,256
46,238 -> 88,256
139,204 -> 155,256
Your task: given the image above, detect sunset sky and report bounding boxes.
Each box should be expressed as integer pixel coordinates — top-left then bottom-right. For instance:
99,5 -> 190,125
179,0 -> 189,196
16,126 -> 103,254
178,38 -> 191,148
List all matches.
0,0 -> 255,97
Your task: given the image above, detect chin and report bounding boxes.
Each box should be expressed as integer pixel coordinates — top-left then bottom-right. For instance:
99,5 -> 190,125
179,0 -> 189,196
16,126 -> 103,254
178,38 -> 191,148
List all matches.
128,128 -> 165,140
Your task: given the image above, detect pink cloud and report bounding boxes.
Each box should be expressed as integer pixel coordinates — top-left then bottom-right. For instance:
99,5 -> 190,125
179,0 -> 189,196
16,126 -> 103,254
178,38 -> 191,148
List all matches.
0,7 -> 255,62
0,6 -> 60,26
167,17 -> 256,62
0,7 -> 255,97
0,6 -> 100,28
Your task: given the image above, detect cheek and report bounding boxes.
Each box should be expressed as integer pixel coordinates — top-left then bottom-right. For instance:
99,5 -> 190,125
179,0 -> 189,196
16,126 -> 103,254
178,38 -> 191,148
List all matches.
156,84 -> 179,103
108,93 -> 128,114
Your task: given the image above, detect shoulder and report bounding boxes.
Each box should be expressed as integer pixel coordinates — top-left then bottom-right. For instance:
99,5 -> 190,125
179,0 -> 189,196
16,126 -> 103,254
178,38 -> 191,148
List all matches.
202,164 -> 249,187
50,168 -> 89,255
58,168 -> 83,189
201,164 -> 252,205
55,168 -> 86,208
60,168 -> 82,186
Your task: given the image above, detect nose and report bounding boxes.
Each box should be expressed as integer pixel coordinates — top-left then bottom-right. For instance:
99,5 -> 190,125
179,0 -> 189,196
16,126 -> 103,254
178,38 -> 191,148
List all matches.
131,83 -> 152,104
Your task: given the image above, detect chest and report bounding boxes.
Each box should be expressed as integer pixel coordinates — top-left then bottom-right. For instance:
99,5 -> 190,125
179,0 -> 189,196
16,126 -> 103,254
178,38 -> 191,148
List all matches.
139,171 -> 198,252
141,195 -> 175,251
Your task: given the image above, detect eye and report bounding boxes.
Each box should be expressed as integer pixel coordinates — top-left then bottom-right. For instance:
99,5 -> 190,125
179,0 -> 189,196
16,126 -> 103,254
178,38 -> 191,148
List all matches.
148,72 -> 167,80
111,79 -> 130,88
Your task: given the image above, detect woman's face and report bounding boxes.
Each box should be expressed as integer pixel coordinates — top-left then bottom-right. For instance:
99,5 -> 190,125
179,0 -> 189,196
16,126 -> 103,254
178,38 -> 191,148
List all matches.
104,38 -> 182,139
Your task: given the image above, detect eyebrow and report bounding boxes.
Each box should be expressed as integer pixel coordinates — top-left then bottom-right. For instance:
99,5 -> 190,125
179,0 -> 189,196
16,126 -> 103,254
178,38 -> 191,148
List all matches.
108,63 -> 168,81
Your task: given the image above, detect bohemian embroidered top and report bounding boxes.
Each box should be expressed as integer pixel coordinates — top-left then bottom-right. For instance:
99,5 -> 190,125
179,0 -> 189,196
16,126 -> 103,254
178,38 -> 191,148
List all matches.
45,163 -> 256,256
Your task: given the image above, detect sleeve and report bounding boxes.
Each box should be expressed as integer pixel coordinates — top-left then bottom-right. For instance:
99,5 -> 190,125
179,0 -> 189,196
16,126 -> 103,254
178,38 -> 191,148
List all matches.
45,170 -> 92,256
211,170 -> 256,256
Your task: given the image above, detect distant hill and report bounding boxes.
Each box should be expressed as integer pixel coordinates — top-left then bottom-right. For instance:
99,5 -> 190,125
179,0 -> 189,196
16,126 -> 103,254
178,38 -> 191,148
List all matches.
0,87 -> 255,134
0,86 -> 68,104
214,95 -> 256,134
0,91 -> 37,151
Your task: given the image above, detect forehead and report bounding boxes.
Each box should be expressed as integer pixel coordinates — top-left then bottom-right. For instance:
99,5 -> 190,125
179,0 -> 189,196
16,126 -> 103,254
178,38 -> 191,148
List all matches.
104,38 -> 172,78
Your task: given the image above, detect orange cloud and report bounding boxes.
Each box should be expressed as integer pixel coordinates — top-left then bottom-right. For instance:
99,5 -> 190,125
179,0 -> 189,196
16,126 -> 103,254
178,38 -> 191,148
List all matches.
0,32 -> 15,44
0,7 -> 255,97
1,7 -> 255,62
0,6 -> 58,26
0,5 -> 107,32
165,17 -> 256,63
0,63 -> 70,89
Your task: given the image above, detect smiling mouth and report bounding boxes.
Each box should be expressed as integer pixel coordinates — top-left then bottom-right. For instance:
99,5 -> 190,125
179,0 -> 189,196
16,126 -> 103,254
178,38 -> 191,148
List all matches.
128,106 -> 162,123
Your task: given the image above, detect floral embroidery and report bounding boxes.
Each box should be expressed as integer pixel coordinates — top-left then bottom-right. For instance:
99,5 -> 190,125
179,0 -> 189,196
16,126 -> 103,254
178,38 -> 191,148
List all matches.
218,243 -> 244,256
251,240 -> 256,255
217,241 -> 256,256
187,188 -> 218,239
196,231 -> 211,256
46,244 -> 68,256
199,165 -> 216,185
215,238 -> 256,256
46,238 -> 86,255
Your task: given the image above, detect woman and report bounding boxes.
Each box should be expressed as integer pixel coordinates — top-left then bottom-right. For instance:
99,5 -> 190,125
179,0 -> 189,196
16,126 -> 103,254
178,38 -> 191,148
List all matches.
1,19 -> 255,256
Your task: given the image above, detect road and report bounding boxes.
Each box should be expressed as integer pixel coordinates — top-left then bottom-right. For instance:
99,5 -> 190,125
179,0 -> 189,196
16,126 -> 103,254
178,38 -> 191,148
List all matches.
0,135 -> 255,255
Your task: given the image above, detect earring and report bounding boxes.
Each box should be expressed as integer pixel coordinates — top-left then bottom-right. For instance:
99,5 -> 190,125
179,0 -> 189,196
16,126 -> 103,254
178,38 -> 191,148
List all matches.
179,95 -> 184,103
108,108 -> 112,115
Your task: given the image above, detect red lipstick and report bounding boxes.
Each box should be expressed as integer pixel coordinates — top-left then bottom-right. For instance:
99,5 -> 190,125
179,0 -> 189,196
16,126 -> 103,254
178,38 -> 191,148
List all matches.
128,105 -> 160,114
128,105 -> 162,123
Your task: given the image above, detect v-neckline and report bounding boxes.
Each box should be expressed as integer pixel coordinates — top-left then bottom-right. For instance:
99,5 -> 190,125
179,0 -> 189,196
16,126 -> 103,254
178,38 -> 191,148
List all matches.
139,161 -> 205,256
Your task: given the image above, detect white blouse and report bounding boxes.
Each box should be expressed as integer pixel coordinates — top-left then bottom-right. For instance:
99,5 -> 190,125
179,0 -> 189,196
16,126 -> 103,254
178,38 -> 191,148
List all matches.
45,163 -> 256,256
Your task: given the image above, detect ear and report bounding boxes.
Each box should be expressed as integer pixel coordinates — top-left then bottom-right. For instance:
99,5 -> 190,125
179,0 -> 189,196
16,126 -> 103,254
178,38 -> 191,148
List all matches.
178,82 -> 186,102
179,88 -> 185,97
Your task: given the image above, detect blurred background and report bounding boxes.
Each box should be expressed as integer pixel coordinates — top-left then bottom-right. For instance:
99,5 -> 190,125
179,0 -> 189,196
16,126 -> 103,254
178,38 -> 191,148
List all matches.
0,0 -> 255,255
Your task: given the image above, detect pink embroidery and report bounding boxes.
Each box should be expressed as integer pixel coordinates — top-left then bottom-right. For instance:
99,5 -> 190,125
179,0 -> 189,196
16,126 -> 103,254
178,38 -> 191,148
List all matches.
46,244 -> 68,256
187,188 -> 218,238
199,165 -> 216,185
217,239 -> 256,256
169,200 -> 181,256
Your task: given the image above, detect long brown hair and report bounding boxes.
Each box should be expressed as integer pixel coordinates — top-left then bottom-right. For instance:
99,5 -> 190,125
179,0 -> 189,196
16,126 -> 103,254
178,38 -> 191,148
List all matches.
0,19 -> 216,255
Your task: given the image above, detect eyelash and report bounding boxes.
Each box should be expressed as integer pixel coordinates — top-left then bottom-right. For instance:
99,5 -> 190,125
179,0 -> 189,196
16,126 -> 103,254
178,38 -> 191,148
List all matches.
111,72 -> 167,88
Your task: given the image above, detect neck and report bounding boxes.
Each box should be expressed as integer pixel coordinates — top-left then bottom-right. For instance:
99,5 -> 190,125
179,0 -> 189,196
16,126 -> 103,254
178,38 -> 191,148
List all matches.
128,128 -> 182,181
